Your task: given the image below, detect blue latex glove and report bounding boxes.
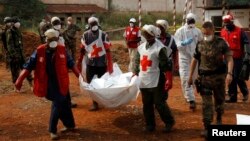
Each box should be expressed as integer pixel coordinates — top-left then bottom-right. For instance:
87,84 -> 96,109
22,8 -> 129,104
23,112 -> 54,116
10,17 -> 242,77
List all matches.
181,38 -> 193,46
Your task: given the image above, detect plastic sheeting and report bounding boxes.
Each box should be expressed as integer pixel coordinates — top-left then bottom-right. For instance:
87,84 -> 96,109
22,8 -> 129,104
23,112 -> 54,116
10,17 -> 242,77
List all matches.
79,63 -> 140,108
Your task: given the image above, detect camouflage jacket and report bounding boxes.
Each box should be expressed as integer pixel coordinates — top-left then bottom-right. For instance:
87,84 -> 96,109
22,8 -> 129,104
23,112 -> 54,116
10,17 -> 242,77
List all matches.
64,24 -> 81,40
194,36 -> 232,74
6,27 -> 24,59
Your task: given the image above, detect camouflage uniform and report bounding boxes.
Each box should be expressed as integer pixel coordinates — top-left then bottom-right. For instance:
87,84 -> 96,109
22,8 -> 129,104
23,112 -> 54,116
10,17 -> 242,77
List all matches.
64,24 -> 81,60
38,20 -> 52,44
6,27 -> 32,84
194,36 -> 232,129
0,25 -> 10,69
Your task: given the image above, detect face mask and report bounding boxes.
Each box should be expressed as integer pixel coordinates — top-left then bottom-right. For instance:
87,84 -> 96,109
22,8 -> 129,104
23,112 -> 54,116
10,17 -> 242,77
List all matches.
67,21 -> 72,25
129,23 -> 134,27
204,35 -> 213,42
91,25 -> 98,31
14,22 -> 21,28
53,25 -> 61,30
225,24 -> 234,31
188,24 -> 195,28
49,41 -> 58,48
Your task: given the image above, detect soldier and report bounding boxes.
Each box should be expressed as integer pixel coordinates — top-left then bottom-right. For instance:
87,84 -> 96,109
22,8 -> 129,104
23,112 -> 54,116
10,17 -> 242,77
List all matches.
77,16 -> 113,111
188,21 -> 233,138
174,13 -> 203,110
6,17 -> 32,91
38,15 -> 51,44
221,13 -> 249,103
15,29 -> 80,140
63,17 -> 81,61
133,24 -> 175,132
123,18 -> 141,72
1,17 -> 13,69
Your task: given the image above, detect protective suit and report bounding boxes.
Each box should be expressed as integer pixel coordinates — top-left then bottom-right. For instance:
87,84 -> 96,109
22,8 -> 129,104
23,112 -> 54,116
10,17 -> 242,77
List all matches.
174,13 -> 203,107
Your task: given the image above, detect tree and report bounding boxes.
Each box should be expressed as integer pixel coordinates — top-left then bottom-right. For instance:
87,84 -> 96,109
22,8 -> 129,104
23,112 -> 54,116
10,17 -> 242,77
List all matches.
0,0 -> 46,28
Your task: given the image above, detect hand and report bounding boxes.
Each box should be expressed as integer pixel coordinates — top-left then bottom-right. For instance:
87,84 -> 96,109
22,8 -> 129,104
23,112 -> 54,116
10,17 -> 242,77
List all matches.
226,73 -> 233,86
187,77 -> 193,87
181,38 -> 193,46
15,79 -> 23,91
165,71 -> 173,91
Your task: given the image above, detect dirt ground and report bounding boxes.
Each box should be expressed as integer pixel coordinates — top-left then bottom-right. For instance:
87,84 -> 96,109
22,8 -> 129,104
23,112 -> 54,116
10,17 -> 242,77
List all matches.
0,32 -> 250,141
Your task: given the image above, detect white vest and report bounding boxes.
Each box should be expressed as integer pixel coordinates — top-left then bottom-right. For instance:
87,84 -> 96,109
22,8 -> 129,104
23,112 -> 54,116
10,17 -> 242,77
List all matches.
138,40 -> 163,88
85,30 -> 106,58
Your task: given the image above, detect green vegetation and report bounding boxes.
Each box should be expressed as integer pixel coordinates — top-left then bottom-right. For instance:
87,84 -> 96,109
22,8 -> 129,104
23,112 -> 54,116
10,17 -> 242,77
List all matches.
0,0 -> 46,30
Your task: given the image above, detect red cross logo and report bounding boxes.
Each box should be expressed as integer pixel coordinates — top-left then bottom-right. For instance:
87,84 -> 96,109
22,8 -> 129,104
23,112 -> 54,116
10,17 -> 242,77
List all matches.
91,44 -> 103,58
140,55 -> 152,71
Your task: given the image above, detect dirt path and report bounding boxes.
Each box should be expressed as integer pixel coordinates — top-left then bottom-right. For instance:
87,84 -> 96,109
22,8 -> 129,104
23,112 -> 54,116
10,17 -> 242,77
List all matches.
0,61 -> 250,141
0,34 -> 250,140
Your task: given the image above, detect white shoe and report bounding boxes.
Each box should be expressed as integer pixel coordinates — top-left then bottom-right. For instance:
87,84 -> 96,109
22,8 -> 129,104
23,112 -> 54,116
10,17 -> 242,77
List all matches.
50,133 -> 59,140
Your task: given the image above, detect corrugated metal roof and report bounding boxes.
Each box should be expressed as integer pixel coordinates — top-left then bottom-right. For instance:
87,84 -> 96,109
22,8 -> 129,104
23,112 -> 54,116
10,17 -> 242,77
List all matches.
46,4 -> 107,14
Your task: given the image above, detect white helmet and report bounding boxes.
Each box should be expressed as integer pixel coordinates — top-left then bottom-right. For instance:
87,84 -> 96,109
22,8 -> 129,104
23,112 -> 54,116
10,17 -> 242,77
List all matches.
186,13 -> 196,20
129,18 -> 136,23
156,19 -> 169,30
88,16 -> 99,24
51,16 -> 61,24
142,24 -> 158,37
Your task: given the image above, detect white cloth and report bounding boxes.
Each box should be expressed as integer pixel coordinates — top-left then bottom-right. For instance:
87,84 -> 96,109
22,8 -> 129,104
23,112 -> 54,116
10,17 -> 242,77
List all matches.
236,114 -> 250,125
138,40 -> 163,88
174,24 -> 203,102
79,63 -> 140,108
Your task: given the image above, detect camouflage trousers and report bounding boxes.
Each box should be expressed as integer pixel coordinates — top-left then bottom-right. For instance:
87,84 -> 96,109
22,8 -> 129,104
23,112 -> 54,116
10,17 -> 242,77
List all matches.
65,39 -> 76,61
9,57 -> 33,84
199,74 -> 226,128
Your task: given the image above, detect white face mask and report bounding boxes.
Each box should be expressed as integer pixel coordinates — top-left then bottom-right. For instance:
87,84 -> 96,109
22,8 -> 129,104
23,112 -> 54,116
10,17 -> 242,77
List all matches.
53,25 -> 61,30
188,24 -> 195,28
91,25 -> 98,31
204,35 -> 213,42
14,22 -> 21,28
49,41 -> 58,48
129,23 -> 134,27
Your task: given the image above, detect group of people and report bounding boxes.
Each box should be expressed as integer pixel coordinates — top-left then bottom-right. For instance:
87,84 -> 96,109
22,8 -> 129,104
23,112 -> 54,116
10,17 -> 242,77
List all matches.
0,12 -> 249,140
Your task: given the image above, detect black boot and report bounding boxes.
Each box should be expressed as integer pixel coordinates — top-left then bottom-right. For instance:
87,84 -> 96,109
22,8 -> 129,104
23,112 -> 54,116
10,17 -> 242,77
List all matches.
216,113 -> 222,125
89,101 -> 99,111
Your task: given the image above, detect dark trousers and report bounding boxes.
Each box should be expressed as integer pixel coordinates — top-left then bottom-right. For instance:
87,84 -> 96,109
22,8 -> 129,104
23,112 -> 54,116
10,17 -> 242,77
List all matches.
49,94 -> 75,134
86,65 -> 107,105
10,58 -> 32,84
228,58 -> 249,101
140,73 -> 175,128
65,39 -> 76,61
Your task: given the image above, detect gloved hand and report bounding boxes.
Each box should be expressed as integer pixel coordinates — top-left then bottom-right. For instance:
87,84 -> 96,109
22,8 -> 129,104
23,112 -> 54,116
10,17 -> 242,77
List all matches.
181,38 -> 193,46
106,51 -> 113,74
15,69 -> 30,91
165,71 -> 173,91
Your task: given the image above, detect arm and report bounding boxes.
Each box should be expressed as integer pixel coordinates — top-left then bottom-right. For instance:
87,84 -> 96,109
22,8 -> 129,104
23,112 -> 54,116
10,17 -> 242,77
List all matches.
104,33 -> 113,74
159,47 -> 173,91
133,51 -> 140,75
188,58 -> 198,86
226,54 -> 233,85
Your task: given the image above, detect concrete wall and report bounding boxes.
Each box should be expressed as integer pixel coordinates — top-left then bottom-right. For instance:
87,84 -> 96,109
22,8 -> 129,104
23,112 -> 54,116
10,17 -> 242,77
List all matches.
41,0 -> 108,9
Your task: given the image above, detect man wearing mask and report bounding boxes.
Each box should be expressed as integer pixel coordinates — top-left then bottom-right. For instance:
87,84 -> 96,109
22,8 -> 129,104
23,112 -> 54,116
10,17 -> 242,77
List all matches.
63,17 -> 81,61
51,16 -> 65,46
174,13 -> 203,110
6,17 -> 33,91
15,29 -> 80,140
1,17 -> 13,69
188,21 -> 233,138
77,16 -> 113,111
221,14 -> 249,103
123,18 -> 141,72
133,24 -> 175,132
38,15 -> 51,44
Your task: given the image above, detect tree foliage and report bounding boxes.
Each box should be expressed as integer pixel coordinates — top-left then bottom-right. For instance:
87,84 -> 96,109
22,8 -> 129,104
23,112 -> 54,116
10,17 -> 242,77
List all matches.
0,0 -> 46,28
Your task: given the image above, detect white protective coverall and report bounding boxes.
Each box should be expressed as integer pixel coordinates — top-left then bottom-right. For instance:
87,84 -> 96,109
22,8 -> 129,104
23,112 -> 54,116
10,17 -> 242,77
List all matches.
174,15 -> 203,102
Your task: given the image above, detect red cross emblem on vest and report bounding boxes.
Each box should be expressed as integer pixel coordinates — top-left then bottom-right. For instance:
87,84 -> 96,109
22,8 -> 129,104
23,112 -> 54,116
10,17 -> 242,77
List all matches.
91,44 -> 103,58
140,55 -> 152,71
